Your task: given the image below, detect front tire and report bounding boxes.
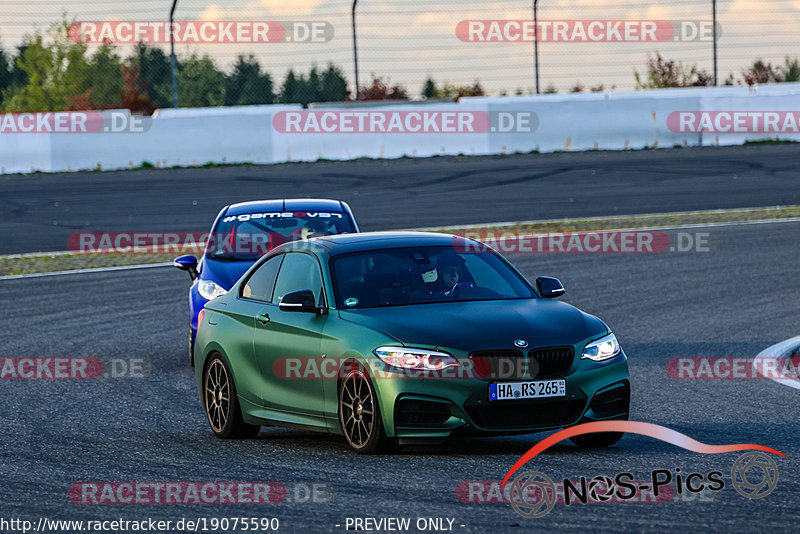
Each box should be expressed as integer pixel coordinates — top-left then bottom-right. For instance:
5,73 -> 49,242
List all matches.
203,354 -> 260,439
339,367 -> 393,454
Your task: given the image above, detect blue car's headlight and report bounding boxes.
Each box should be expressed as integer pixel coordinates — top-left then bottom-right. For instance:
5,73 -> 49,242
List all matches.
197,280 -> 228,301
374,347 -> 459,371
581,333 -> 621,362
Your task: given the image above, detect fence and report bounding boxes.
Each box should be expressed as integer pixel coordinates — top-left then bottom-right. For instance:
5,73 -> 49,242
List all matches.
0,1 -> 798,113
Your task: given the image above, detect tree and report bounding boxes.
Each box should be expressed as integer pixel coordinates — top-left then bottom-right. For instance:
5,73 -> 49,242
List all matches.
543,84 -> 557,94
225,54 -> 274,106
359,75 -> 408,101
421,77 -> 436,99
1,23 -> 92,112
278,69 -> 301,104
635,53 -> 712,89
119,62 -> 156,115
306,65 -> 322,103
171,54 -> 225,107
0,45 -> 11,104
81,42 -> 123,108
132,43 -> 172,108
320,63 -> 348,101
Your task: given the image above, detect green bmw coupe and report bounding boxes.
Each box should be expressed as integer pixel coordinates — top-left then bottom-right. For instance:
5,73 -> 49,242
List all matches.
194,232 -> 630,453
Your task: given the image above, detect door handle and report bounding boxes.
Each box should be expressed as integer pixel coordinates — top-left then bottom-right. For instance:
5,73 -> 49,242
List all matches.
257,313 -> 270,325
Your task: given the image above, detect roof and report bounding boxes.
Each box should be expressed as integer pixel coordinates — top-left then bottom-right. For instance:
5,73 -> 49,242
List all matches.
225,198 -> 346,216
309,231 -> 472,255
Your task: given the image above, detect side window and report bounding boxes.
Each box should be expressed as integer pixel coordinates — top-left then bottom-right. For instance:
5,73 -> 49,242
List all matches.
242,255 -> 283,301
272,253 -> 324,305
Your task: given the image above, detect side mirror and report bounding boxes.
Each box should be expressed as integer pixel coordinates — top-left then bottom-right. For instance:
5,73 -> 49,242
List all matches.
174,255 -> 198,280
279,289 -> 326,315
536,276 -> 565,298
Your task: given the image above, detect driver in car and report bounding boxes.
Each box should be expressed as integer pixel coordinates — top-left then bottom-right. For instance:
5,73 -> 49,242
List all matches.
436,264 -> 460,294
413,262 -> 473,300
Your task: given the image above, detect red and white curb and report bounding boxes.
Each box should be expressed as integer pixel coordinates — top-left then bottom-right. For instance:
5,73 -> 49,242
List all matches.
753,336 -> 800,390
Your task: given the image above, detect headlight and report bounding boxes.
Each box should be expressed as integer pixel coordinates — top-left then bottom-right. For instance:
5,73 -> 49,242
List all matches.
581,333 -> 621,362
374,346 -> 459,371
197,280 -> 228,300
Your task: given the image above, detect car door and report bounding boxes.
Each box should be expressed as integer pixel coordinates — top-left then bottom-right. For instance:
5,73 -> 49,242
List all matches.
235,253 -> 284,407
254,251 -> 328,416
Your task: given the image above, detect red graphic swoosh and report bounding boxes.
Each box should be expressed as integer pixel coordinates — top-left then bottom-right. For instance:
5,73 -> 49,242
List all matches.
502,421 -> 785,487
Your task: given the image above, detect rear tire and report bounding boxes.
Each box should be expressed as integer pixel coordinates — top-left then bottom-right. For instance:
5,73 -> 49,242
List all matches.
339,366 -> 394,454
203,353 -> 260,439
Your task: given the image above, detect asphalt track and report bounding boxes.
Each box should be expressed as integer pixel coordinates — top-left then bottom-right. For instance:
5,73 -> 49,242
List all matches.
2,144 -> 800,255
1,218 -> 798,532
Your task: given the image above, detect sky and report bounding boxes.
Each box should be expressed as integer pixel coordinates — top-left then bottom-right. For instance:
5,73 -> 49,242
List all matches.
1,0 -> 799,95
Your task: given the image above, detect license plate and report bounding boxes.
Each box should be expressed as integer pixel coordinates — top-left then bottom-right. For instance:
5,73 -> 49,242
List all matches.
489,379 -> 566,401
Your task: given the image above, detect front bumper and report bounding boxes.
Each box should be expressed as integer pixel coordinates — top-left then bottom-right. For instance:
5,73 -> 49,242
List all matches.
373,352 -> 630,439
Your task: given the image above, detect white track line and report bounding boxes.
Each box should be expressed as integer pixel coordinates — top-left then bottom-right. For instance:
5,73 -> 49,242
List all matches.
753,336 -> 800,390
0,262 -> 172,281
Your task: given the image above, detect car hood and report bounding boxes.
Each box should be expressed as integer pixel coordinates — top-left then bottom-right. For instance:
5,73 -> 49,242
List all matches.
200,257 -> 255,290
337,298 -> 607,352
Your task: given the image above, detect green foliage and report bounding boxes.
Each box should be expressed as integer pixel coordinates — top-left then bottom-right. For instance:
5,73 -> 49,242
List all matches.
278,64 -> 349,106
132,43 -> 172,109
419,78 -> 484,100
743,57 -> 800,85
225,54 -> 274,106
320,64 -> 349,102
0,45 -> 12,97
83,43 -> 123,107
172,54 -> 225,107
780,57 -> 800,82
421,77 -> 436,99
1,23 -> 87,111
5,19 -> 797,113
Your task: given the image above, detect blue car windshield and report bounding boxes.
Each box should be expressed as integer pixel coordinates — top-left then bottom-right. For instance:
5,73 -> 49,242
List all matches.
207,211 -> 355,260
332,246 -> 536,308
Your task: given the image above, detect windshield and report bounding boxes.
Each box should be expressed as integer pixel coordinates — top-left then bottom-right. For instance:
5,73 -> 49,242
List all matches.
332,246 -> 536,308
207,211 -> 355,261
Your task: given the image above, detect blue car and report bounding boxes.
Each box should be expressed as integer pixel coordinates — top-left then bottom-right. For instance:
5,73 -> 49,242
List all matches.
174,198 -> 359,365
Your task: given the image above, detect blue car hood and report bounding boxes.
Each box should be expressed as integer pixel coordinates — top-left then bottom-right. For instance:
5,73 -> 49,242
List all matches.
338,298 -> 607,352
200,257 -> 255,290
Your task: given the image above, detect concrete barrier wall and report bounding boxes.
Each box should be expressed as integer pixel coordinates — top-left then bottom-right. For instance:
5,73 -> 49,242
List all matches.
2,83 -> 799,174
